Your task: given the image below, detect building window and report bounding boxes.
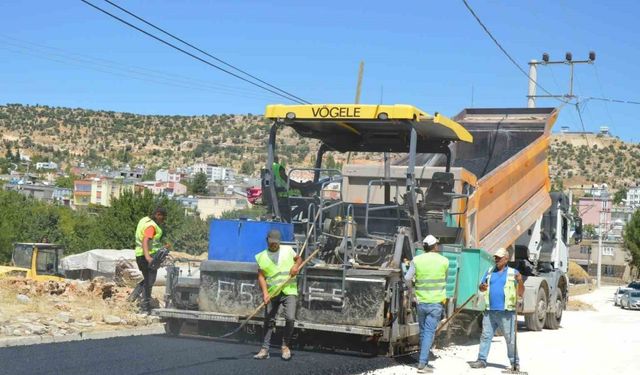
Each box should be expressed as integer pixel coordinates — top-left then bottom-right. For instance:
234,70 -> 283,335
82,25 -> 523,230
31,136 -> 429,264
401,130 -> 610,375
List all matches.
603,265 -> 615,276
602,247 -> 614,256
580,246 -> 591,254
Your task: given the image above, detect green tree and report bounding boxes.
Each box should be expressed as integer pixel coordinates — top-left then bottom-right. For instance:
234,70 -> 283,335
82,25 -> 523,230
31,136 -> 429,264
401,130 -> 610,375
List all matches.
240,160 -> 255,175
191,172 -> 209,195
95,189 -> 208,254
624,210 -> 640,268
220,206 -> 267,220
614,188 -> 628,205
55,174 -> 77,189
583,224 -> 597,239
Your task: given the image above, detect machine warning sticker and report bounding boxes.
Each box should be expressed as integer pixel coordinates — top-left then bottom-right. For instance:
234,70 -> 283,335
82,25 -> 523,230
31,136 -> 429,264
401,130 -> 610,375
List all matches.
311,106 -> 362,118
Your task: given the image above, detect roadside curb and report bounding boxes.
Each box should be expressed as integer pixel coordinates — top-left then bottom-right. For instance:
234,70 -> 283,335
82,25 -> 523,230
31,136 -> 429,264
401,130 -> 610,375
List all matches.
0,324 -> 164,348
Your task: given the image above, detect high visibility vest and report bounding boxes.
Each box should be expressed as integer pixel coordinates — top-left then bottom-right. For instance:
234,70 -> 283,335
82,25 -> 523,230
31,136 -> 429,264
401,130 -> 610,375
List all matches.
413,252 -> 449,304
272,162 -> 301,198
255,245 -> 298,296
135,217 -> 163,257
485,266 -> 518,311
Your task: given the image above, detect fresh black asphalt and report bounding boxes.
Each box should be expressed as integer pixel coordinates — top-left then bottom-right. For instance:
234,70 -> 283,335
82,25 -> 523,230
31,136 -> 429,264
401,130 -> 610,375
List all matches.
0,335 -> 404,375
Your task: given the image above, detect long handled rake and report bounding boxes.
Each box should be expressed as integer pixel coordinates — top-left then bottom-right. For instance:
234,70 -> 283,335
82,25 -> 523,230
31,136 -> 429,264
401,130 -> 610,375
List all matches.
220,210 -> 324,338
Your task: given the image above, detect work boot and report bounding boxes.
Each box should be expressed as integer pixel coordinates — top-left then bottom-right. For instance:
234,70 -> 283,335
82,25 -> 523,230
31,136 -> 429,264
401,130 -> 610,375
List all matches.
253,348 -> 269,360
281,346 -> 292,361
417,363 -> 433,373
468,360 -> 487,369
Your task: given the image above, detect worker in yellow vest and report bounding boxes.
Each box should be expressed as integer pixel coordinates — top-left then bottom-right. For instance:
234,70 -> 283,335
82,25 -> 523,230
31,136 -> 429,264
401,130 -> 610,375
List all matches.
468,247 -> 524,371
134,207 -> 167,313
404,235 -> 449,373
254,229 -> 302,361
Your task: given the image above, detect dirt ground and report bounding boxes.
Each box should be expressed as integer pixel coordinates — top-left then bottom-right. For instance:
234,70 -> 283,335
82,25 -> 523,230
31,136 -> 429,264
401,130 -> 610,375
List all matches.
367,285 -> 640,375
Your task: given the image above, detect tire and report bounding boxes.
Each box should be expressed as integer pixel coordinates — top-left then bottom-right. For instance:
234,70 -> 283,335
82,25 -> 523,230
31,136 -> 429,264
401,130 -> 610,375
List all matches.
164,318 -> 183,336
525,287 -> 547,331
544,292 -> 563,330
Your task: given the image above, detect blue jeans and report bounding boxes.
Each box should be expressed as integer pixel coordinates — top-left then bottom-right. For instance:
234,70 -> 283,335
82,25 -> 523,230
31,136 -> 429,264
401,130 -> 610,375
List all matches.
477,310 -> 518,365
417,303 -> 443,366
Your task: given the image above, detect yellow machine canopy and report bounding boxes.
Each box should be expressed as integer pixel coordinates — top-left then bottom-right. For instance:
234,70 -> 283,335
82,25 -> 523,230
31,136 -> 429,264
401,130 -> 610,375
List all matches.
265,104 -> 473,153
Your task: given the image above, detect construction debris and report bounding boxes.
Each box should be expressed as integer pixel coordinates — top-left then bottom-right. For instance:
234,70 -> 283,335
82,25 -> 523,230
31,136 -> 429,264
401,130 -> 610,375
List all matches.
114,259 -> 143,287
0,277 -> 161,339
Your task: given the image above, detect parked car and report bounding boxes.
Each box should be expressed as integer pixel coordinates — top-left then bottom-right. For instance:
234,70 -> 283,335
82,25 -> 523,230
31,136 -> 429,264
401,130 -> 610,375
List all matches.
620,289 -> 640,310
615,287 -> 632,306
627,281 -> 640,290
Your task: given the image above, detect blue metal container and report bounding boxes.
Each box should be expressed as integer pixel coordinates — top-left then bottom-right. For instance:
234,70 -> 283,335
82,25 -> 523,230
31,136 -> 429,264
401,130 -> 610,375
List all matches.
208,220 -> 294,262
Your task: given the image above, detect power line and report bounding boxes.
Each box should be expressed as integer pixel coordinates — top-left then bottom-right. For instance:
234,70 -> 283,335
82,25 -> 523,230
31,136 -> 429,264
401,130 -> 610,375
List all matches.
460,0 -> 569,104
80,0 -> 307,104
101,0 -> 310,105
0,36 -> 282,102
574,101 -> 590,148
584,96 -> 640,105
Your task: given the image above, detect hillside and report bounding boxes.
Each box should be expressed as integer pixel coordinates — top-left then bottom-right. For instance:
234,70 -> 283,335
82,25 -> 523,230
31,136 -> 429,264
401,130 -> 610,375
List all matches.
1,104 -> 639,189
549,133 -> 640,189
0,104 -> 317,175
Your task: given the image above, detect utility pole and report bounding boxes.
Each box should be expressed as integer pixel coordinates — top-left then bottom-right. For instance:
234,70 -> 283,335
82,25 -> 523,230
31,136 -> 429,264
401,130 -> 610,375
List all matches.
347,61 -> 365,165
597,208 -> 603,288
355,60 -> 364,104
527,51 -> 596,107
597,200 -> 611,288
527,60 -> 538,108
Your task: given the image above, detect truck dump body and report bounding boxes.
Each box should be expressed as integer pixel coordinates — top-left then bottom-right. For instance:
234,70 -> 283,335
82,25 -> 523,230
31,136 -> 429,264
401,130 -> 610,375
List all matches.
455,108 -> 558,252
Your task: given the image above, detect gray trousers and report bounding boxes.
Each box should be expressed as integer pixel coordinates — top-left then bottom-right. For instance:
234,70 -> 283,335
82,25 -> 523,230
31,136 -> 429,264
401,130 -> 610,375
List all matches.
262,294 -> 296,349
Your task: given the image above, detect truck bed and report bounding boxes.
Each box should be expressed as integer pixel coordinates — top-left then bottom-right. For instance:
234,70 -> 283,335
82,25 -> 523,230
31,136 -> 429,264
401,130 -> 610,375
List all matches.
454,108 -> 558,252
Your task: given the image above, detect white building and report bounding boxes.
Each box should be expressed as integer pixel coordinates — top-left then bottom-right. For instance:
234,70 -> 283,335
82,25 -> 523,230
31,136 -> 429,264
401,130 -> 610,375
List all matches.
35,162 -> 58,170
155,169 -> 182,183
626,186 -> 640,209
211,166 -> 235,182
585,183 -> 609,198
192,163 -> 235,182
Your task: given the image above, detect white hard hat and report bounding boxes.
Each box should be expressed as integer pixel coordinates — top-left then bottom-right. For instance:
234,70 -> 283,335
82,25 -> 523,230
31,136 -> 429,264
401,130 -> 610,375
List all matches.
423,235 -> 439,246
494,248 -> 509,258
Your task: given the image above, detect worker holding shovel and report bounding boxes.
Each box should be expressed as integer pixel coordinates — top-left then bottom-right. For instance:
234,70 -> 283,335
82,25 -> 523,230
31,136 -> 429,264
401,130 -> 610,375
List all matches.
468,248 -> 525,372
253,229 -> 302,361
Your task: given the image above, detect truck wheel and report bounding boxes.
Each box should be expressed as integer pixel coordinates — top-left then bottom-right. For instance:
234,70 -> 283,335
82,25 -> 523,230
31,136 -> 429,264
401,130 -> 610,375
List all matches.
525,287 -> 547,331
544,292 -> 563,330
164,318 -> 183,336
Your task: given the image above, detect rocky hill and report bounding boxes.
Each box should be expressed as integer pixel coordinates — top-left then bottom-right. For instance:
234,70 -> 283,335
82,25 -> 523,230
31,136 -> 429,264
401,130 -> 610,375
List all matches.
0,104 -> 317,176
549,133 -> 640,190
1,104 -> 639,189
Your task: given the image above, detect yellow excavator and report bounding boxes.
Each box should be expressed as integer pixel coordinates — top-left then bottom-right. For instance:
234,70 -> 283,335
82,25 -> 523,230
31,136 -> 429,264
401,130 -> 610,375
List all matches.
0,243 -> 65,281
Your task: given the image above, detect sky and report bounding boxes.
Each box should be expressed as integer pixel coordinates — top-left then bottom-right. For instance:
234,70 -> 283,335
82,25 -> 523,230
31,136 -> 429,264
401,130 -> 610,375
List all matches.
1,0 -> 639,141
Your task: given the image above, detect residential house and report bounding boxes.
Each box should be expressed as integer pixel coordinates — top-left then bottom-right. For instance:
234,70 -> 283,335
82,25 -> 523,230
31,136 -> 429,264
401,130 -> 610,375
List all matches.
35,162 -> 58,170
4,183 -> 55,202
569,239 -> 634,283
140,181 -> 187,197
577,196 -> 612,235
73,180 -> 92,207
626,186 -> 640,209
52,188 -> 72,206
196,196 -> 248,220
155,169 -> 183,183
118,165 -> 145,180
192,163 -> 235,182
73,177 -> 135,207
175,196 -> 199,216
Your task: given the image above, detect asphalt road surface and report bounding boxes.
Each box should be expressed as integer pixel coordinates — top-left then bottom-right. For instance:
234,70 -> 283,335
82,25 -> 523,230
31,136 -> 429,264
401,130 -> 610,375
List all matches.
0,335 -> 401,375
